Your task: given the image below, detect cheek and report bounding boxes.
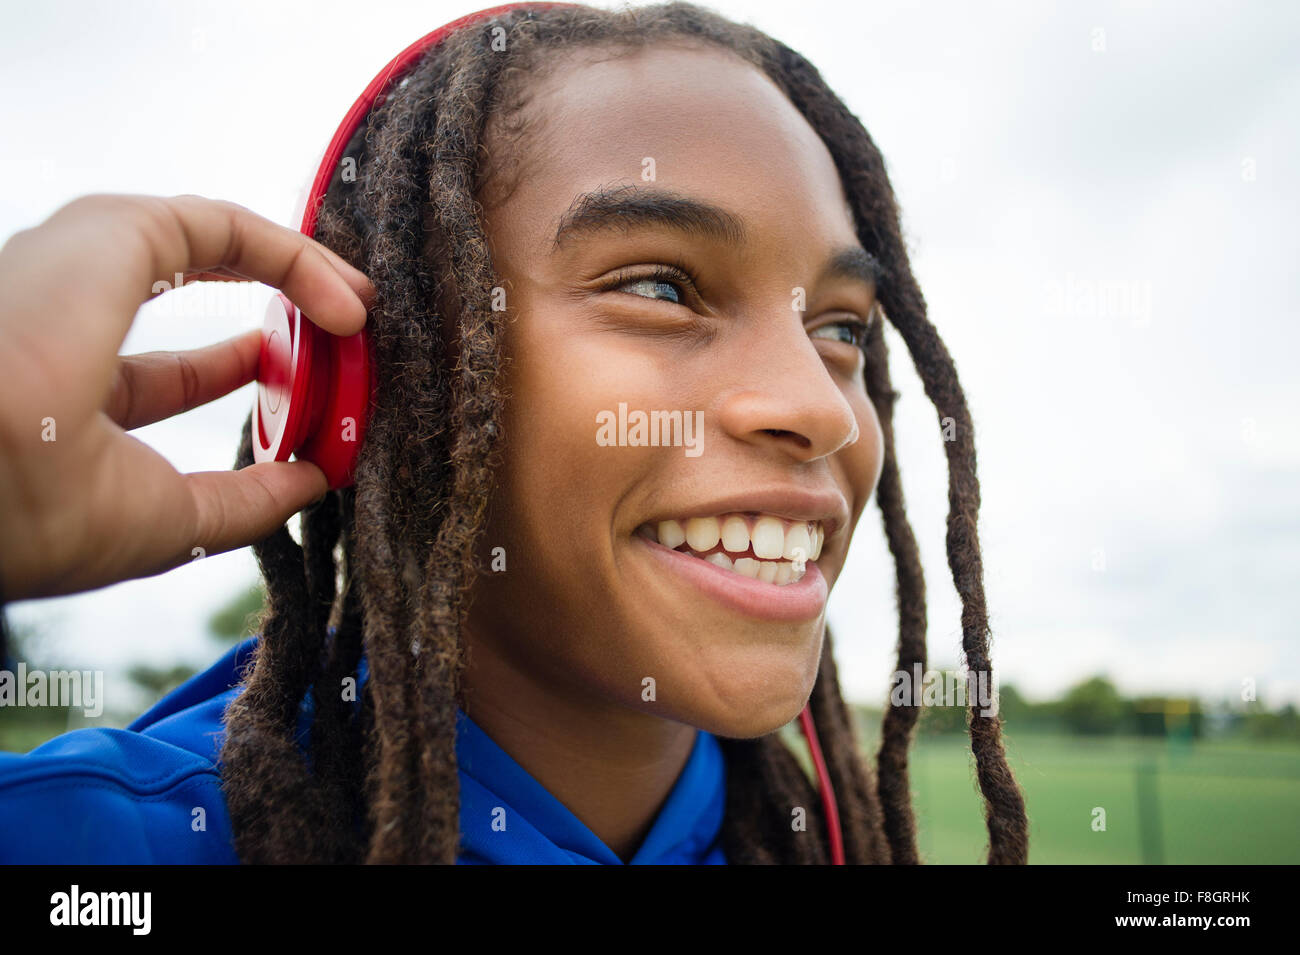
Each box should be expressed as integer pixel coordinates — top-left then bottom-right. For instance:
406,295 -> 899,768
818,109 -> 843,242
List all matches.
492,338 -> 602,553
470,314 -> 703,710
486,314 -> 670,577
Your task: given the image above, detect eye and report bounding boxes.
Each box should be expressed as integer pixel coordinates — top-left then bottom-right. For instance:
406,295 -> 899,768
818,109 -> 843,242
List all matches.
622,275 -> 685,305
810,313 -> 874,352
600,264 -> 696,306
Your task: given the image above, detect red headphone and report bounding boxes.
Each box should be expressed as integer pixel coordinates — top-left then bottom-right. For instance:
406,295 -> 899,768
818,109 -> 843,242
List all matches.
251,1 -> 846,865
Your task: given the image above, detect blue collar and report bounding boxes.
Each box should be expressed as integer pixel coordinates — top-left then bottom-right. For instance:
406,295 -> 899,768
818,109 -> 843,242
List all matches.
455,708 -> 727,865
182,638 -> 727,864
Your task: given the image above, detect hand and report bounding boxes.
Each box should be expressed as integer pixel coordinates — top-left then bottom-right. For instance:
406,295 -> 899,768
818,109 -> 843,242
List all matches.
0,194 -> 374,601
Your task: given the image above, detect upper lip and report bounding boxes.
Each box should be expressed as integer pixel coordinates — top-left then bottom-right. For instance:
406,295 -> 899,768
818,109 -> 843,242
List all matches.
643,486 -> 849,543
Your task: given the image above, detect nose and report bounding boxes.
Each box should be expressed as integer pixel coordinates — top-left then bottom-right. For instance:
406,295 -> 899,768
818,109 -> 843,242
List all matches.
714,310 -> 861,463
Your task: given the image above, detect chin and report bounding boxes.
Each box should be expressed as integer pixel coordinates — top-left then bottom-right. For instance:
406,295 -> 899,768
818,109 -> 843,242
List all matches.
684,696 -> 810,740
656,658 -> 819,740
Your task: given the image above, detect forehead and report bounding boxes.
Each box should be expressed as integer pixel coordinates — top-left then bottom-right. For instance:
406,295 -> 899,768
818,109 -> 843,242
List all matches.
482,42 -> 857,256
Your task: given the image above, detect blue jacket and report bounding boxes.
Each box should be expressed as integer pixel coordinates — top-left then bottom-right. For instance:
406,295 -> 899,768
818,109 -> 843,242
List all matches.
0,637 -> 728,864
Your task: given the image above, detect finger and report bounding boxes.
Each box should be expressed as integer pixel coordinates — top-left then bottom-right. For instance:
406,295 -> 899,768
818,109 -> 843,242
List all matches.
169,267 -> 253,284
0,194 -> 372,433
155,194 -> 373,335
106,329 -> 262,430
296,239 -> 375,308
23,195 -> 371,367
174,244 -> 375,307
187,459 -> 329,554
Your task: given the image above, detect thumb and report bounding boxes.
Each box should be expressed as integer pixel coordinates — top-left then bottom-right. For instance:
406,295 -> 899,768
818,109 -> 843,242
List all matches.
186,459 -> 329,555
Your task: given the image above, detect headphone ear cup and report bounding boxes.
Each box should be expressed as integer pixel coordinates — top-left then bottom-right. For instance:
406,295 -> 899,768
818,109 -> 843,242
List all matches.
298,319 -> 371,490
252,293 -> 312,469
253,292 -> 371,490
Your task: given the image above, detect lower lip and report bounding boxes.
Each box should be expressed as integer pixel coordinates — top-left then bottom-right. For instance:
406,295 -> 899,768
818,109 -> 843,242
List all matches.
634,535 -> 829,622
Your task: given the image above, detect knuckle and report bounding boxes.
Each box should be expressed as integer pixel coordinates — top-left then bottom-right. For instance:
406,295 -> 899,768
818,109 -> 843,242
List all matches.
174,351 -> 201,409
0,224 -> 35,257
216,197 -> 252,216
53,193 -> 121,224
112,361 -> 140,427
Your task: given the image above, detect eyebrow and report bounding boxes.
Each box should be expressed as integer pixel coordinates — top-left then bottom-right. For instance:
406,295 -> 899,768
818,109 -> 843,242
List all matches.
816,245 -> 885,291
552,184 -> 749,251
551,183 -> 884,291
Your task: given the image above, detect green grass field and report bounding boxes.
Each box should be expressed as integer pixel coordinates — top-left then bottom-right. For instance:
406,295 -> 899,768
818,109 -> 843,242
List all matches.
903,731 -> 1300,864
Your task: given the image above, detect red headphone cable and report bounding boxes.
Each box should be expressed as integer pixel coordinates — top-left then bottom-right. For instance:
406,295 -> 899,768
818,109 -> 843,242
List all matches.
798,703 -> 846,864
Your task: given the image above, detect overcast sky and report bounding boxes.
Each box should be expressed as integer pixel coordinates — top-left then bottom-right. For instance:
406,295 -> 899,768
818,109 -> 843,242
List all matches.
2,0 -> 1296,716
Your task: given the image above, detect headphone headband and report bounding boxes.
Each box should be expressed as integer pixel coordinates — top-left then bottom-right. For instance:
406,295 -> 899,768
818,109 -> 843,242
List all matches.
299,2 -> 580,238
253,2 -> 580,487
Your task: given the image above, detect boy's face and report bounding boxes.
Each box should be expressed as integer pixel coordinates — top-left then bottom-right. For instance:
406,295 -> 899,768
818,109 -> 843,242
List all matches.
462,42 -> 883,738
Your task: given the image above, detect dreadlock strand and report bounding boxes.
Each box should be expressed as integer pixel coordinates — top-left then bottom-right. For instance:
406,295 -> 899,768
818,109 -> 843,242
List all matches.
343,39 -> 467,861
720,733 -> 828,864
307,503 -> 369,860
220,417 -> 335,862
876,274 -> 1029,864
406,20 -> 519,863
861,318 -> 926,864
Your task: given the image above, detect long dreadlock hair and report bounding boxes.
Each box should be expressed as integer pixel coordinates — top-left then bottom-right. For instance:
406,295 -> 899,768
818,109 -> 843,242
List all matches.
221,1 -> 1028,865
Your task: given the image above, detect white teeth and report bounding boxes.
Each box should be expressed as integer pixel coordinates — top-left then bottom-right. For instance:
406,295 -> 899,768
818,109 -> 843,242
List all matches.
704,551 -> 733,571
658,519 -> 686,549
685,516 -> 720,552
643,512 -> 822,587
751,516 -> 785,559
708,552 -> 803,585
720,515 -> 750,554
783,523 -> 812,561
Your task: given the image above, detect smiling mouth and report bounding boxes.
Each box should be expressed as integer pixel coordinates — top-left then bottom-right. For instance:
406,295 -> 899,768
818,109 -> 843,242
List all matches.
633,513 -> 825,586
